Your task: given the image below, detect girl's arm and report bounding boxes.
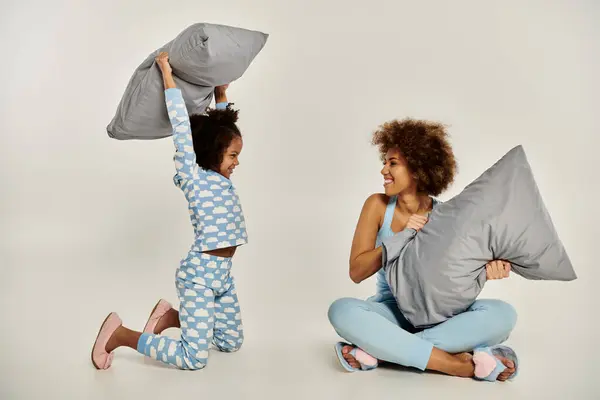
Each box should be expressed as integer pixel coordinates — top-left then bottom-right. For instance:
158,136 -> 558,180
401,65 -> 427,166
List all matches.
214,84 -> 229,109
155,52 -> 195,182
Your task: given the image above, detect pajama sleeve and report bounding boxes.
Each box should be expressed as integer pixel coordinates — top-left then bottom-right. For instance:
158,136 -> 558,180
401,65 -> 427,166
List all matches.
165,88 -> 195,185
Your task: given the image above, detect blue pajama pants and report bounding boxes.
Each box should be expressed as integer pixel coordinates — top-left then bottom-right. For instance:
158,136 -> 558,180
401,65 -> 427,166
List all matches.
137,253 -> 243,370
328,296 -> 517,371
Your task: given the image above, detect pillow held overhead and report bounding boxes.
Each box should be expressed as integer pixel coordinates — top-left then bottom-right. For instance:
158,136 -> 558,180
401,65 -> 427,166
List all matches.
106,23 -> 268,140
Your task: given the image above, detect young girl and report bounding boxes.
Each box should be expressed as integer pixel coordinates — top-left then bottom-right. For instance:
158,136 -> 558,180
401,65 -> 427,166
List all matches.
91,52 -> 248,370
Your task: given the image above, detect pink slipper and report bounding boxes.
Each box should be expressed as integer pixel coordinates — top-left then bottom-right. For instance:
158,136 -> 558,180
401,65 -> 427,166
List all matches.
143,299 -> 173,334
91,312 -> 122,370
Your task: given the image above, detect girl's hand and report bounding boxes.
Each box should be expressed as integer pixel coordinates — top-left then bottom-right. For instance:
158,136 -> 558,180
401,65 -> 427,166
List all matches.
214,84 -> 229,103
155,52 -> 172,75
406,214 -> 428,232
486,260 -> 511,280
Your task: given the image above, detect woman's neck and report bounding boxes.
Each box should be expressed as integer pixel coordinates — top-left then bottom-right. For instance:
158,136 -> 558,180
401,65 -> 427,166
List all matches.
395,192 -> 432,215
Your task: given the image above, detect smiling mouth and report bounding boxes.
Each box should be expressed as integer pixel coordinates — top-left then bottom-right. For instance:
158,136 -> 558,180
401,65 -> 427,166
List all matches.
384,178 -> 394,186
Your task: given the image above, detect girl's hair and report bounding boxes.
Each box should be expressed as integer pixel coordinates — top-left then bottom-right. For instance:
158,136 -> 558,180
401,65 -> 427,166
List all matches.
189,106 -> 241,171
372,118 -> 457,196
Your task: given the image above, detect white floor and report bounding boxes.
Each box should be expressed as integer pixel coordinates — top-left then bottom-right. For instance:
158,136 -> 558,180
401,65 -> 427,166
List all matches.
1,249 -> 597,400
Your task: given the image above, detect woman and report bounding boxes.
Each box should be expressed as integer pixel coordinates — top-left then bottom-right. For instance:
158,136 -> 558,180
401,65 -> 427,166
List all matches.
327,118 -> 518,381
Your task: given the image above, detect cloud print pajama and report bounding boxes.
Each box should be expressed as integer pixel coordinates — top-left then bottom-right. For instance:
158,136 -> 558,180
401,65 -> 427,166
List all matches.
136,88 -> 248,370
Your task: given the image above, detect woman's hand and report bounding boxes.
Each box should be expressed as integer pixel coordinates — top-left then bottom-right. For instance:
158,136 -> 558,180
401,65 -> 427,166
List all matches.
486,260 -> 511,280
406,214 -> 428,231
155,52 -> 172,75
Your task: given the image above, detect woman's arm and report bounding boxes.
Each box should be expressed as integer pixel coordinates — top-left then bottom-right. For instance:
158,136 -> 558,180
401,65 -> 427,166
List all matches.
155,52 -> 195,181
348,195 -> 385,283
349,195 -> 430,283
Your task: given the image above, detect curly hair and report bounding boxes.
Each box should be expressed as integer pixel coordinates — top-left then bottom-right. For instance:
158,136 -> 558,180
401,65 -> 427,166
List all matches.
372,118 -> 457,196
189,105 -> 241,171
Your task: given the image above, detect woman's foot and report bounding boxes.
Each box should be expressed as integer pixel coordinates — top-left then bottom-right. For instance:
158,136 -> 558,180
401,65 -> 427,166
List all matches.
341,345 -> 379,370
339,345 -> 514,381
472,345 -> 519,382
441,352 -> 476,378
341,345 -> 361,369
495,356 -> 516,381
453,352 -> 515,381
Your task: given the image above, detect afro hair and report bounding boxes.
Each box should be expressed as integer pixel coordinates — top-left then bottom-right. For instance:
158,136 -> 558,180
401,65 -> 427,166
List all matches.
372,118 -> 457,196
189,105 -> 241,171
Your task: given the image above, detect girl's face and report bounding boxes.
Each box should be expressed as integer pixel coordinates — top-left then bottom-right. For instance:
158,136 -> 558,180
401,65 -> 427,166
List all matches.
381,148 -> 416,196
219,136 -> 243,179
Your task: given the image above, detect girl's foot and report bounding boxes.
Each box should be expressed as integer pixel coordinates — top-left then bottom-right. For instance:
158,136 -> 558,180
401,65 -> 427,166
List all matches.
91,313 -> 122,370
91,312 -> 145,370
104,325 -> 142,353
105,326 -> 123,354
143,299 -> 178,335
153,308 -> 179,334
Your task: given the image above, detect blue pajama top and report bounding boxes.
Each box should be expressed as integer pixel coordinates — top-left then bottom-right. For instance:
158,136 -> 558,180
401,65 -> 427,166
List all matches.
165,88 -> 248,252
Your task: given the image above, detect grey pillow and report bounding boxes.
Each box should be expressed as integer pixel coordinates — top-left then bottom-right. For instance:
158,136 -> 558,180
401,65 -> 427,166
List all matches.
383,145 -> 576,329
107,23 -> 268,140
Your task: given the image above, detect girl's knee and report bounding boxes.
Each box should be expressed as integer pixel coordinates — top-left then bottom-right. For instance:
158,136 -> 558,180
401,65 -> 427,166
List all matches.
185,362 -> 207,371
232,334 -> 244,351
216,336 -> 244,353
185,351 -> 209,370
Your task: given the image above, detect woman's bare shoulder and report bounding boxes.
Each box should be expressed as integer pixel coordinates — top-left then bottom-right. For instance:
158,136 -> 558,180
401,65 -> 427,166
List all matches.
361,193 -> 390,219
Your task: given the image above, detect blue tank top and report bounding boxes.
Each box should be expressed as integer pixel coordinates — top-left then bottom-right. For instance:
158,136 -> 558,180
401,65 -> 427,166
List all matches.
372,196 -> 439,302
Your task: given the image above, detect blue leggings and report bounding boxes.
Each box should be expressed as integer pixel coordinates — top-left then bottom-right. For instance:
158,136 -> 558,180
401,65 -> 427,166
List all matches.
328,297 -> 517,371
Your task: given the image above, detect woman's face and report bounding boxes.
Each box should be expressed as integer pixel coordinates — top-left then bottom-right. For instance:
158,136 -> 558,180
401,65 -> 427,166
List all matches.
381,148 -> 416,196
219,136 -> 243,179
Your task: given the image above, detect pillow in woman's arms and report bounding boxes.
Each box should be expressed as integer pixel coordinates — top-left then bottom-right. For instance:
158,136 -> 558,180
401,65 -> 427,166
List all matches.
106,23 -> 269,140
382,145 -> 576,329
